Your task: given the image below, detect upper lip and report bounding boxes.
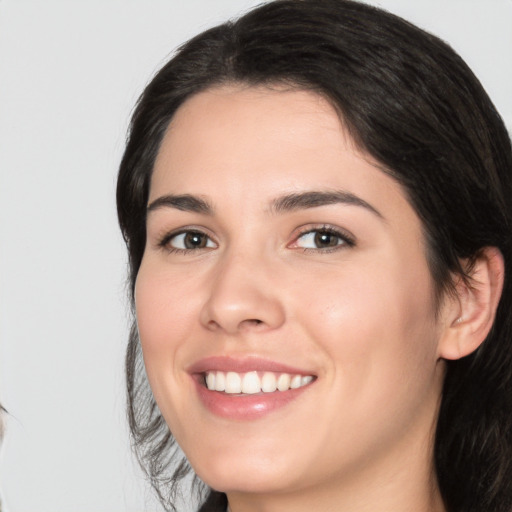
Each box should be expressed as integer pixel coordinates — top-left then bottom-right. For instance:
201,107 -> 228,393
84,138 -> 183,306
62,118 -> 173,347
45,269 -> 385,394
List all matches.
187,356 -> 316,376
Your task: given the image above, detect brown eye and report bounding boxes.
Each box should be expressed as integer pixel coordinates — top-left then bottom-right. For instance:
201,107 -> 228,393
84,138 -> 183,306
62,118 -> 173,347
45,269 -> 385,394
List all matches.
313,231 -> 340,248
167,231 -> 216,251
183,232 -> 208,249
295,229 -> 349,250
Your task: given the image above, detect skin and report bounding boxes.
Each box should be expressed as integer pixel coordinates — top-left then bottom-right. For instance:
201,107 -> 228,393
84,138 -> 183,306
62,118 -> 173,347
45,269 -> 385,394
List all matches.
135,85 -> 454,512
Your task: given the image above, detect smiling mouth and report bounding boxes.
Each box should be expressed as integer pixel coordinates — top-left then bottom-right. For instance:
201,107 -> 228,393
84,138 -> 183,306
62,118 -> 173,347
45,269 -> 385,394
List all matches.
204,370 -> 315,394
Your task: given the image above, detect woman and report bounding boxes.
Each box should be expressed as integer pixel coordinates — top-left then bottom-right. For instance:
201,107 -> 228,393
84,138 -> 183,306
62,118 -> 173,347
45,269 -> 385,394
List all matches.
117,1 -> 512,511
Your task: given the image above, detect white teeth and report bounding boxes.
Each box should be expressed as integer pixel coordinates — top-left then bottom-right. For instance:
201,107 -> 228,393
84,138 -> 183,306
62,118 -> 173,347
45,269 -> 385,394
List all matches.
277,373 -> 291,391
206,372 -> 216,390
215,371 -> 226,392
204,370 -> 314,394
301,375 -> 314,386
290,374 -> 302,389
261,372 -> 277,392
241,371 -> 260,394
225,372 -> 242,394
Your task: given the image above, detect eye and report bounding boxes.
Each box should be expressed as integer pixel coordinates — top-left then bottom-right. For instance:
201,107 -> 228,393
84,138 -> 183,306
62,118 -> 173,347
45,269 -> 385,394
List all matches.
292,227 -> 355,252
162,230 -> 216,252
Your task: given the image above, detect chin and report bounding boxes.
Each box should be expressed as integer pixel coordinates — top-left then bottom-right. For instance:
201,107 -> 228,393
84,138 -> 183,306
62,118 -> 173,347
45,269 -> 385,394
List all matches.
197,463 -> 299,496
186,441 -> 306,495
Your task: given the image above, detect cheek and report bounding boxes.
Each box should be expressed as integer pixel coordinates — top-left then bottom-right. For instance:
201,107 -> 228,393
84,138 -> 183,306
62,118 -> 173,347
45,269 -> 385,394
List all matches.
135,270 -> 171,358
134,263 -> 207,450
134,264 -> 195,403
292,256 -> 441,455
135,263 -> 198,353
295,251 -> 439,395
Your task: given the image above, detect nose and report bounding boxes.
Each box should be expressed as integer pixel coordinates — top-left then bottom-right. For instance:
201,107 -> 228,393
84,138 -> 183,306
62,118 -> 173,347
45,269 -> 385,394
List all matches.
199,251 -> 286,335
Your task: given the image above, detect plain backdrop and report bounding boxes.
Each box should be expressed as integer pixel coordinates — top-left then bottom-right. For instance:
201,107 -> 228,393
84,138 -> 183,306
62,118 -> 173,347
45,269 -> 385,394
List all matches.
0,1 -> 511,511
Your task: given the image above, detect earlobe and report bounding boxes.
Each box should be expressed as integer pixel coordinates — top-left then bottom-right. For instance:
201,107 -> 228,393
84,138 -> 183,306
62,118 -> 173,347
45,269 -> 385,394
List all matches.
438,247 -> 505,360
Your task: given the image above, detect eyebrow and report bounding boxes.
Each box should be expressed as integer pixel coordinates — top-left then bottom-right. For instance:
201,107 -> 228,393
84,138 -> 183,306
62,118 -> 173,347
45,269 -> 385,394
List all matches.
270,190 -> 383,218
146,190 -> 383,219
147,194 -> 214,215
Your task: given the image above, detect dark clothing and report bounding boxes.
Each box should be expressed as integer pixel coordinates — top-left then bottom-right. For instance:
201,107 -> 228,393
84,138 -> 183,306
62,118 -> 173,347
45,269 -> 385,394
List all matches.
198,491 -> 228,512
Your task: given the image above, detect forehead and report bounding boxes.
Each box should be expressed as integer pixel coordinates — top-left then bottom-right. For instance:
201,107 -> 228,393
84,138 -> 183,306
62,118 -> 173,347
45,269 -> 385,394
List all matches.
154,85 -> 352,182
150,85 -> 412,222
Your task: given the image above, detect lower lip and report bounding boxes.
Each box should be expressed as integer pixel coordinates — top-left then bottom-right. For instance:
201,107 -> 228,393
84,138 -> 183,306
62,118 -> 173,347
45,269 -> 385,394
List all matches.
193,377 -> 314,420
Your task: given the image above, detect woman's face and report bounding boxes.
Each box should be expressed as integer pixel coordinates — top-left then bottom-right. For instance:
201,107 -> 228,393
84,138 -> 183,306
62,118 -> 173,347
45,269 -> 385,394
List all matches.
135,86 -> 447,499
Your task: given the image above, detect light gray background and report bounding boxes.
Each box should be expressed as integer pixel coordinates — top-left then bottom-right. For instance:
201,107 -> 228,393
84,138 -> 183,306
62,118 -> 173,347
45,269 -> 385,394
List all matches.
0,1 -> 511,511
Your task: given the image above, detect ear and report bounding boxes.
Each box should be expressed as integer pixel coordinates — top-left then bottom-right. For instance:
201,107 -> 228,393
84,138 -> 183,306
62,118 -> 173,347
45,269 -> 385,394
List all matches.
438,247 -> 505,360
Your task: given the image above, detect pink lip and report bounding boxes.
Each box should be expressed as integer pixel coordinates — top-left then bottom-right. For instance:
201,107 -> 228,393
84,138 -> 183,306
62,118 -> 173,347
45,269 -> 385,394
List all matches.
187,355 -> 314,375
188,356 -> 317,421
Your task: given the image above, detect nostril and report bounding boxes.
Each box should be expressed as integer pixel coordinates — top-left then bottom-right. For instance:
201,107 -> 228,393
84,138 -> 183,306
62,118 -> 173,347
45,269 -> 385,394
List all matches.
239,318 -> 264,329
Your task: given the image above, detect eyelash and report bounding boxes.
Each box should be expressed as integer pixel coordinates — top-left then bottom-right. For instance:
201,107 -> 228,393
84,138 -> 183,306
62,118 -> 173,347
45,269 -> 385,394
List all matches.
158,229 -> 217,255
157,225 -> 356,255
290,225 -> 356,253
